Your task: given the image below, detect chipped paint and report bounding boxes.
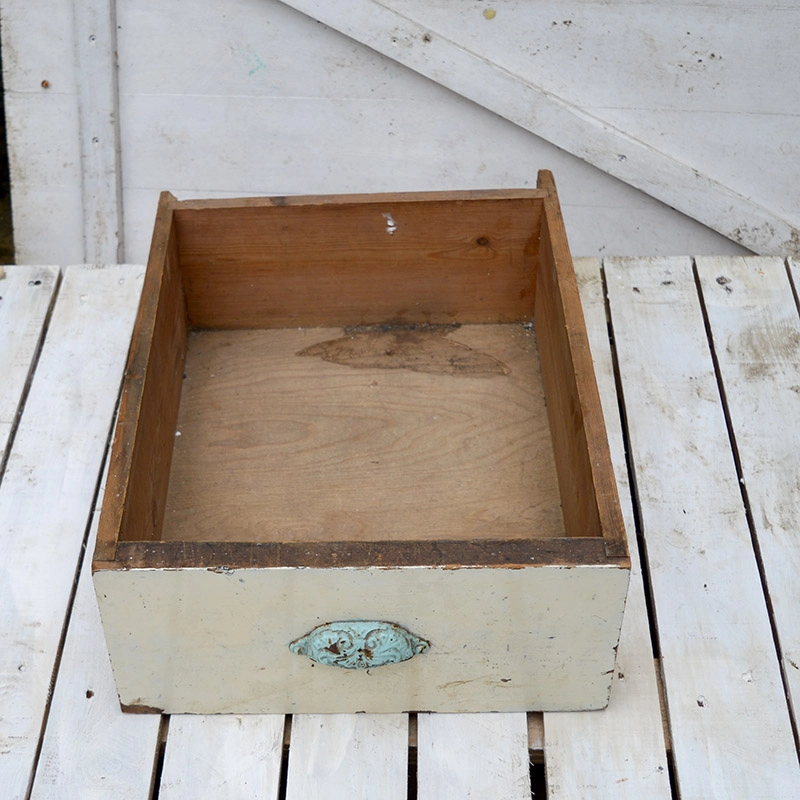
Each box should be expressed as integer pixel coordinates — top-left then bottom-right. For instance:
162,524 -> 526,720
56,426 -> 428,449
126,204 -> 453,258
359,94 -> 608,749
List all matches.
289,620 -> 430,669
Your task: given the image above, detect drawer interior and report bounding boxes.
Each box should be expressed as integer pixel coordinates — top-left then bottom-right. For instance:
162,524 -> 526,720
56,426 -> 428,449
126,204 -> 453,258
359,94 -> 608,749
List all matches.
161,323 -> 565,544
95,174 -> 627,568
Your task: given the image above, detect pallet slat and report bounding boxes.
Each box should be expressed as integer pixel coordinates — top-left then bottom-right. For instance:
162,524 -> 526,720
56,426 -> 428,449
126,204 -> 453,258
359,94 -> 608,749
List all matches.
605,256 -> 800,798
159,715 -> 285,800
29,458 -> 160,799
285,714 -> 408,800
0,265 -> 59,465
0,265 -> 144,799
543,258 -> 671,797
416,713 -> 530,799
697,255 -> 800,728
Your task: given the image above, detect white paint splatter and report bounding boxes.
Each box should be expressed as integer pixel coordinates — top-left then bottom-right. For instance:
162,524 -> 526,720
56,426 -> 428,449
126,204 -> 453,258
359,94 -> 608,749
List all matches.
382,213 -> 397,235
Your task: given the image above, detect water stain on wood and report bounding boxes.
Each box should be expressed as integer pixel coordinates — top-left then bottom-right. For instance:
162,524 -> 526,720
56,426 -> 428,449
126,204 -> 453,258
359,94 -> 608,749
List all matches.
297,323 -> 511,377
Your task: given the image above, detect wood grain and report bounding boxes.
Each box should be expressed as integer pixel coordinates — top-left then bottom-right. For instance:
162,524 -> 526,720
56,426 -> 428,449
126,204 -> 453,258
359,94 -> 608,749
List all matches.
0,266 -> 143,799
278,0 -> 800,255
0,266 -> 59,468
161,324 -> 565,543
30,458 -> 160,799
697,255 -> 800,733
97,193 -> 187,557
102,537 -> 622,570
606,256 -> 800,798
286,715 -> 407,800
544,258 -> 670,798
73,0 -> 123,263
417,712 -> 530,799
534,173 -> 627,557
159,715 -> 285,800
173,192 -> 542,329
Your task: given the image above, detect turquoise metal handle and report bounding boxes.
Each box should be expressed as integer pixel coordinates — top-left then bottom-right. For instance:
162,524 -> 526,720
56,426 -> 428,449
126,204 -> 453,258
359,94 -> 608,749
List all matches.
289,620 -> 430,669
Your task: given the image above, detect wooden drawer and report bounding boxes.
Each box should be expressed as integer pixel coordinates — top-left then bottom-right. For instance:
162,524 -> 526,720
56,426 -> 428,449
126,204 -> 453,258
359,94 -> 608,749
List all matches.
93,171 -> 629,713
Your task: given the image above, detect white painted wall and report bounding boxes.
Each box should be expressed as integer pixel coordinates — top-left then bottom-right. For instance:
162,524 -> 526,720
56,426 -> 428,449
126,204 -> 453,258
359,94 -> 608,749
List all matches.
2,0 -> 764,264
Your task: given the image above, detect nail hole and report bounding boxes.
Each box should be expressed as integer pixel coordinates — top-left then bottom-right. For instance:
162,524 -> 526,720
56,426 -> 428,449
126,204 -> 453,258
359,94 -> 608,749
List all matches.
29,279 -> 42,286
86,689 -> 94,698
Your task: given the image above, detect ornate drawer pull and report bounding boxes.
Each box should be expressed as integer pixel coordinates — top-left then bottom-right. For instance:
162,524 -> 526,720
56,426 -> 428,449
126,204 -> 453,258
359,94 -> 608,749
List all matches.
289,620 -> 430,669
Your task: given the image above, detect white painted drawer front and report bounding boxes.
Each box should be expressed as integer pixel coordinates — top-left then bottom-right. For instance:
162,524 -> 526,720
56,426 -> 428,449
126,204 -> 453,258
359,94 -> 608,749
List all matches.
94,563 -> 629,713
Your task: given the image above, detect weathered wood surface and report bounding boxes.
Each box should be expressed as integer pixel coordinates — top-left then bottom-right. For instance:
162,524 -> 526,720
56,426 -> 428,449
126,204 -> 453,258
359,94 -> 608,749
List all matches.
286,714 -> 408,800
73,0 -> 124,262
279,0 -> 800,255
93,563 -> 629,713
544,258 -> 670,797
696,255 -> 800,730
0,265 -> 58,466
162,325 -> 563,544
605,256 -> 800,798
0,0 -> 85,264
95,195 -> 186,559
29,461 -> 160,799
417,712 -> 530,799
5,256 -> 800,796
0,266 -> 144,799
160,715 -> 284,800
3,0 -> 748,264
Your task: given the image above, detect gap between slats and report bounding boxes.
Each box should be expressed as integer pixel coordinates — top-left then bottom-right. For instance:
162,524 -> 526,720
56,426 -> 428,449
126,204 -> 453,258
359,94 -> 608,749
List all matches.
0,268 -> 61,484
25,421 -> 127,799
694,256 -> 800,754
605,255 -> 800,797
265,713 -> 548,799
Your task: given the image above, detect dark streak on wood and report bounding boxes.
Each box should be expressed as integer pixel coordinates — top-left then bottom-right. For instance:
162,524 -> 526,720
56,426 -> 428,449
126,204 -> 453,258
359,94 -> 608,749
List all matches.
297,324 -> 510,377
119,702 -> 164,714
96,538 -> 628,571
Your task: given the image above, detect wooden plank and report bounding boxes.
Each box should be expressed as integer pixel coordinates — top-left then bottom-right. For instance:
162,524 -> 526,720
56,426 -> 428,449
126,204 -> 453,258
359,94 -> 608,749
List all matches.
0,266 -> 59,467
697,255 -> 800,728
118,102 -> 746,266
543,258 -> 671,797
0,0 -> 85,265
173,194 -> 541,329
73,0 -> 124,262
416,712 -> 530,799
96,195 -> 187,559
111,0 -> 754,264
0,265 -> 144,799
29,458 -> 160,799
278,0 -> 800,256
161,325 -> 564,544
93,563 -> 629,713
534,174 -> 626,556
159,715 -> 284,800
605,257 -> 800,798
286,714 -> 407,800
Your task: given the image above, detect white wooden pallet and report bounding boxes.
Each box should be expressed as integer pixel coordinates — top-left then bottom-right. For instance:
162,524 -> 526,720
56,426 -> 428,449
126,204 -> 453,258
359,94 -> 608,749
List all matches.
2,257 -> 799,798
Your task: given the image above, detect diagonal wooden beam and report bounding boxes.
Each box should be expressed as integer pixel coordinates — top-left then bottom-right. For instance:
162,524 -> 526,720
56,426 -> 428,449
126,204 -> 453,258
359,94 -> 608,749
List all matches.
279,0 -> 799,256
